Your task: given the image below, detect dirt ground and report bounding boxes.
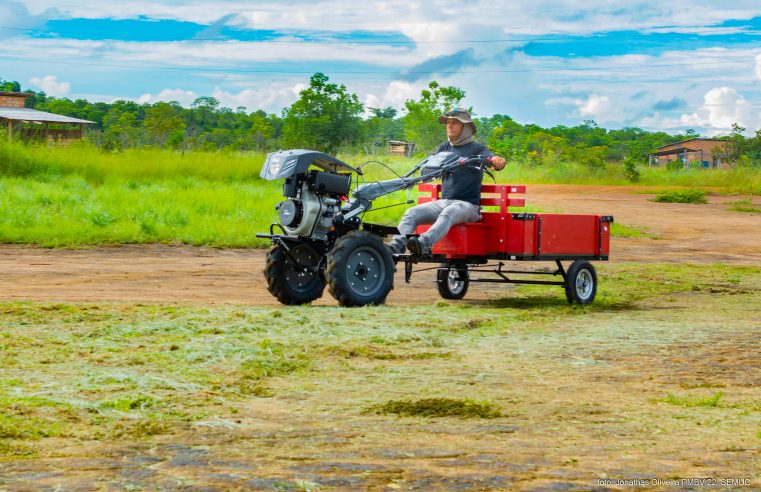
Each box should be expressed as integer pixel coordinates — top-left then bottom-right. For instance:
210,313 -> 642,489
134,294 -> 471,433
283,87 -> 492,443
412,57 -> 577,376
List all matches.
0,185 -> 758,305
1,185 -> 760,491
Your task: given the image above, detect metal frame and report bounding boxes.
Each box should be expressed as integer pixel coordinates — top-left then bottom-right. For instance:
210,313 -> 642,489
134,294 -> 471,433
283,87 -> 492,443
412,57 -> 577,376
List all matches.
399,256 -> 570,286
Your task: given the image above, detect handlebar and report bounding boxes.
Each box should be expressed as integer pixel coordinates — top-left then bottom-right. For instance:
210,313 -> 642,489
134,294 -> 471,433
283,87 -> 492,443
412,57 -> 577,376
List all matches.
352,154 -> 497,203
458,155 -> 493,169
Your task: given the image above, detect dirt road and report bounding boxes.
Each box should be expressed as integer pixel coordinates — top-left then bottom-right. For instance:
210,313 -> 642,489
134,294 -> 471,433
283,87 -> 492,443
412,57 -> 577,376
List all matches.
1,185 -> 757,305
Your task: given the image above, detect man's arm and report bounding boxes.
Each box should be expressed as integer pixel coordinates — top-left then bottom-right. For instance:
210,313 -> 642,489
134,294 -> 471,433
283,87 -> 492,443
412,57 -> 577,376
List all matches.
477,143 -> 506,170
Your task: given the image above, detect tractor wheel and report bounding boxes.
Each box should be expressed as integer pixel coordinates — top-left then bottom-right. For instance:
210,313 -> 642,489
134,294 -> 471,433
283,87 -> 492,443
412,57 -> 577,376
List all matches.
325,231 -> 395,307
264,243 -> 325,305
436,263 -> 469,300
564,260 -> 597,305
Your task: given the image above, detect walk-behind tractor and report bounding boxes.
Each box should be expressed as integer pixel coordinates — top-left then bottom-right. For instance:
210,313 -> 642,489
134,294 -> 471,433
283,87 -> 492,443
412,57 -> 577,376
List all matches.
257,149 -> 612,307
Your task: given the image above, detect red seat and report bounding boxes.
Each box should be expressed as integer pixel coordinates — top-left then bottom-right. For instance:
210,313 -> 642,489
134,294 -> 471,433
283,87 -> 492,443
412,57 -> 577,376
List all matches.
415,184 -> 526,258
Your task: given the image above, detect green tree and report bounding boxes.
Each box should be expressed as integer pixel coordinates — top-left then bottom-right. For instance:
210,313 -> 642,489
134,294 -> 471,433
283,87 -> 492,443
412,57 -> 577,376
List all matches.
102,106 -> 142,150
369,106 -> 397,119
580,145 -> 608,172
712,123 -> 745,165
362,106 -> 404,154
144,102 -> 186,146
622,157 -> 641,182
249,110 -> 273,151
0,78 -> 21,92
744,129 -> 761,167
402,81 -> 466,153
281,73 -> 364,154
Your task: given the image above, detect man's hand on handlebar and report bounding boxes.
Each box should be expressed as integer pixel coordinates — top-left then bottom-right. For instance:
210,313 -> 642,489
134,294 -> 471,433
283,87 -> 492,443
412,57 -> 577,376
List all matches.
489,156 -> 506,171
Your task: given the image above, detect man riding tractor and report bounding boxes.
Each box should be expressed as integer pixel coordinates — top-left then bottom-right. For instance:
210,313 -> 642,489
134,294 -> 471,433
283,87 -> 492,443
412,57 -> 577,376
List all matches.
388,108 -> 507,256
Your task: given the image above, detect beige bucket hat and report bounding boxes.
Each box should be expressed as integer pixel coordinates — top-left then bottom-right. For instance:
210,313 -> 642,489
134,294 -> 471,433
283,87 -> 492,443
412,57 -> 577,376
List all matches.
438,107 -> 477,134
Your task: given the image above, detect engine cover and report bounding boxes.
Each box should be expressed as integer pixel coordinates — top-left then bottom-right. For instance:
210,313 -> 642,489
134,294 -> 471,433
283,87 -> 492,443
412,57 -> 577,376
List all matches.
282,186 -> 322,237
278,176 -> 343,241
277,199 -> 302,227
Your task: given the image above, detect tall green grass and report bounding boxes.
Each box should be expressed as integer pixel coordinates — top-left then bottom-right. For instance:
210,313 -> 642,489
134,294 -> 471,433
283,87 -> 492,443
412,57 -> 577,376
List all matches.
0,176 -> 282,247
3,141 -> 760,192
1,141 -> 759,247
0,140 -> 266,182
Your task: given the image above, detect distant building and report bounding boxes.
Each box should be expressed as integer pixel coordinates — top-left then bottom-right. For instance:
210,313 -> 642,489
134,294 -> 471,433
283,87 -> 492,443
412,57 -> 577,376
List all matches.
0,92 -> 94,143
648,138 -> 730,169
387,140 -> 415,157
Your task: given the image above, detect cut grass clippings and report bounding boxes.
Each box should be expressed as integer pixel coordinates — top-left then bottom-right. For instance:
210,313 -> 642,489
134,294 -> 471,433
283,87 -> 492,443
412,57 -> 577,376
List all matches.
0,263 -> 759,464
366,398 -> 503,419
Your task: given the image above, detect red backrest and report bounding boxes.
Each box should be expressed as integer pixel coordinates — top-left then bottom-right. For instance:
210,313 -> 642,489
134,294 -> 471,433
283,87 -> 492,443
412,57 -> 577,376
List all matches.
417,183 -> 526,214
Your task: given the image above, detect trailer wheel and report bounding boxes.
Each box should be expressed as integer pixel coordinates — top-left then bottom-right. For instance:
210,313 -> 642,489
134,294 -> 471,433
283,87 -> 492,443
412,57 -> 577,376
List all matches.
265,243 -> 325,305
325,231 -> 395,307
437,264 -> 469,300
564,260 -> 597,304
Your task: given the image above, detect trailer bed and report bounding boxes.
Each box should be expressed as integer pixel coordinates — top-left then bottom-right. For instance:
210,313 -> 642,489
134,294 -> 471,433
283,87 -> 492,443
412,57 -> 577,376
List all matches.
400,184 -> 613,304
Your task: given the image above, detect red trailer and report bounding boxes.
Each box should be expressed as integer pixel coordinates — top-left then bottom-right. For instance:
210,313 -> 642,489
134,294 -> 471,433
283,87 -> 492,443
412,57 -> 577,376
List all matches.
401,183 -> 613,304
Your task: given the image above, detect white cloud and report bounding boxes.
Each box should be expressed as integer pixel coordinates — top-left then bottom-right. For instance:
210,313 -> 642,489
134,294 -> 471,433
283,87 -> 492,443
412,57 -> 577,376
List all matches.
640,86 -> 761,133
211,82 -> 307,112
29,75 -> 70,96
112,40 -> 415,67
362,80 -> 423,116
680,86 -> 758,130
137,88 -> 198,106
7,1 -> 761,133
17,0 -> 761,37
574,94 -> 623,123
135,83 -> 307,112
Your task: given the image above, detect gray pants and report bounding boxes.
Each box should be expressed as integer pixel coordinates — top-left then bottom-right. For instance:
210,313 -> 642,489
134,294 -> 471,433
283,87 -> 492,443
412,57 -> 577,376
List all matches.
388,199 -> 480,253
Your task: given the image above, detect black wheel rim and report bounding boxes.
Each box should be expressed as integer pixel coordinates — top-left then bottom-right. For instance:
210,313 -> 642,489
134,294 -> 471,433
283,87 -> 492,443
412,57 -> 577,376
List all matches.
344,246 -> 386,297
283,245 -> 321,293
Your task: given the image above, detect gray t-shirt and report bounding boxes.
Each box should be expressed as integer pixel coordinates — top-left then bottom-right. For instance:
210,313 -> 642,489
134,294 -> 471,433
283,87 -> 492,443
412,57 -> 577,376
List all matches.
434,141 -> 495,205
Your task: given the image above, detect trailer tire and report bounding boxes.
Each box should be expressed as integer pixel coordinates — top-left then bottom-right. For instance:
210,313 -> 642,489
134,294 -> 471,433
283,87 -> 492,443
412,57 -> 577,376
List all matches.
265,243 -> 325,305
437,264 -> 469,300
564,260 -> 597,305
325,231 -> 395,307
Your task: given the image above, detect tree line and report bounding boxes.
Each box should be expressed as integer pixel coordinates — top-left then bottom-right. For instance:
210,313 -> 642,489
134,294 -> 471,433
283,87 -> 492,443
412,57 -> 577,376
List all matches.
3,74 -> 760,167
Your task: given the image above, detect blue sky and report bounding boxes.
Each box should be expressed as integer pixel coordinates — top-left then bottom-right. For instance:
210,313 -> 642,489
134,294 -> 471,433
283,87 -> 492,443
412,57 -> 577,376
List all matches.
2,0 -> 761,135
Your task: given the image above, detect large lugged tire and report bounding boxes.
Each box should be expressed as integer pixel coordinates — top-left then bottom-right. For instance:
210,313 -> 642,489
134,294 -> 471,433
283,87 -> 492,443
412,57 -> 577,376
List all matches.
264,243 -> 325,305
564,260 -> 597,305
325,231 -> 395,307
437,263 -> 469,300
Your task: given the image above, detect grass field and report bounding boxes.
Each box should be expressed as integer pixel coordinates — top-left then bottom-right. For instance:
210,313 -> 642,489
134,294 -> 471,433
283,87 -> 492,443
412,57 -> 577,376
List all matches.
1,141 -> 759,247
1,262 -> 759,488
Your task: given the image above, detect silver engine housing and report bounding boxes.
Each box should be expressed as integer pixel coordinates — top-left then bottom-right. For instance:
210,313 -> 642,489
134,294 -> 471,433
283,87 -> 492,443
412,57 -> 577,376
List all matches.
279,182 -> 340,241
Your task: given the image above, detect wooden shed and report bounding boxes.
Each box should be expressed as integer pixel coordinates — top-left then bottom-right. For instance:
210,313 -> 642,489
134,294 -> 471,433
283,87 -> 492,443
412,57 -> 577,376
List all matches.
387,140 -> 415,157
0,92 -> 94,143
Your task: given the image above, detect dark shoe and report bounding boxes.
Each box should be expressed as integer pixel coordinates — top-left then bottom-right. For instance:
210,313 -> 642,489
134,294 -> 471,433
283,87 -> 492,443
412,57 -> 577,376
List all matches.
407,236 -> 429,257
